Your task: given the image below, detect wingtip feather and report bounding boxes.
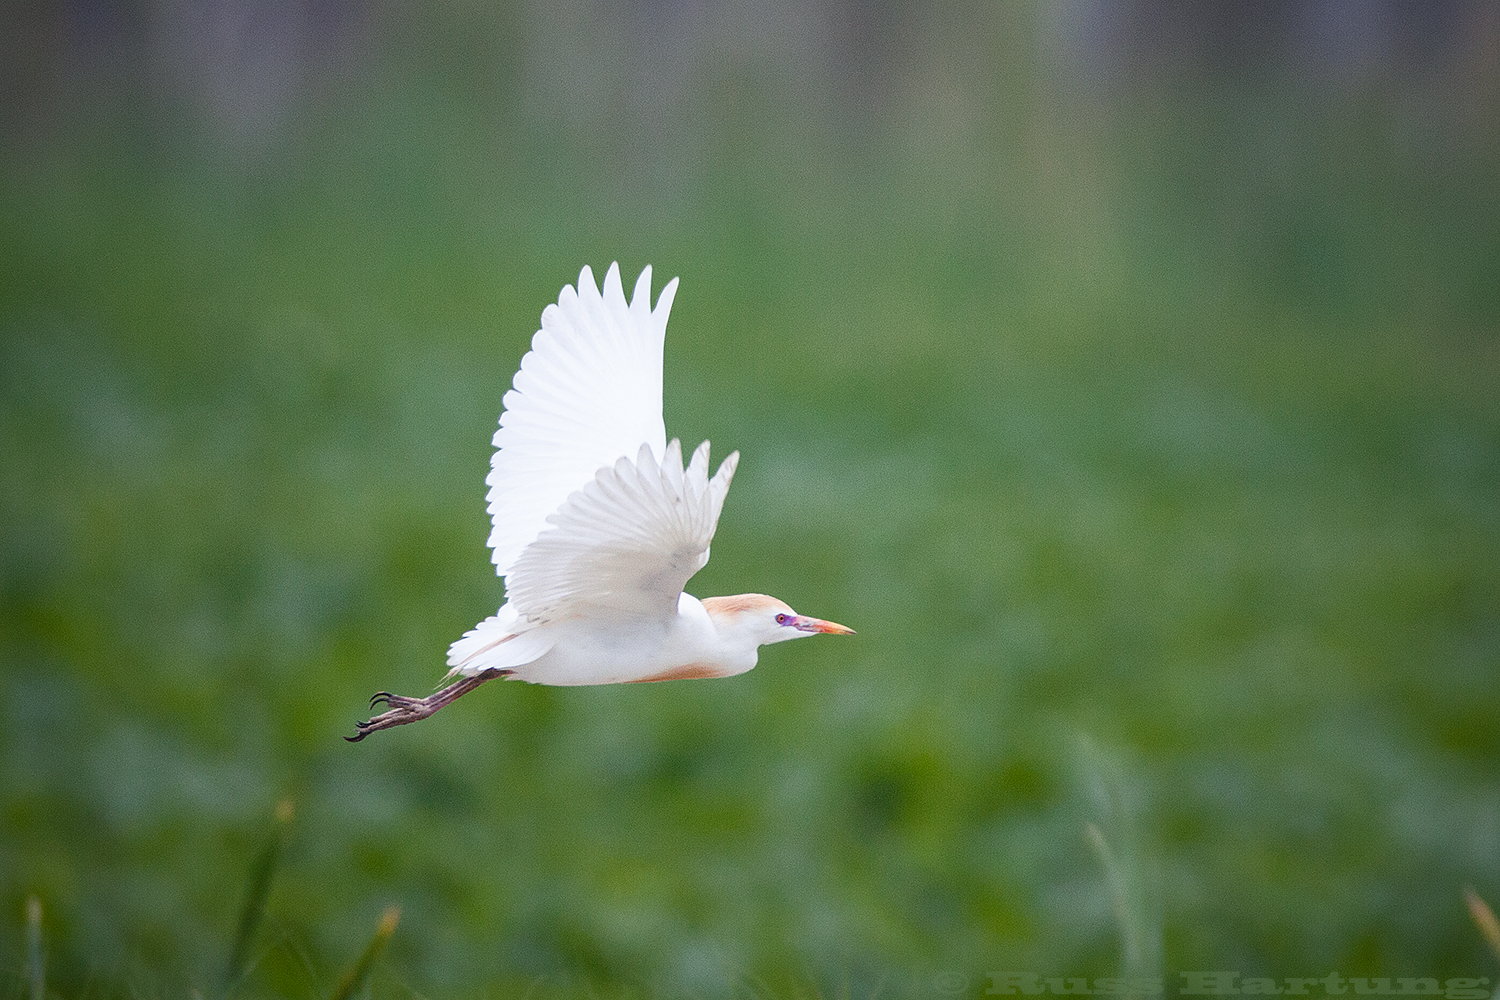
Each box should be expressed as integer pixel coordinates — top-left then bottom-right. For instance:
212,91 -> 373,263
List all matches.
687,440 -> 710,478
631,265 -> 654,310
654,276 -> 679,327
603,262 -> 626,309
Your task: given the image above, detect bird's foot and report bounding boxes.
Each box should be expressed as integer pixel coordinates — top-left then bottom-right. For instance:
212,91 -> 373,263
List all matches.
368,691 -> 423,711
346,669 -> 509,742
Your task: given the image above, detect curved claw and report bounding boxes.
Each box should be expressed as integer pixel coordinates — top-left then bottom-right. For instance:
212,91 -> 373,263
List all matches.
345,724 -> 371,743
370,692 -> 392,709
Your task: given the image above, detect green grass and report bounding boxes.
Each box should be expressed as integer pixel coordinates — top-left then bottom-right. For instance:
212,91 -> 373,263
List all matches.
3,4 -> 1499,996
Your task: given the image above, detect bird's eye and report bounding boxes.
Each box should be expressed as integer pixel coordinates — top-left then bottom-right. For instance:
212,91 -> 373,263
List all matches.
775,613 -> 789,625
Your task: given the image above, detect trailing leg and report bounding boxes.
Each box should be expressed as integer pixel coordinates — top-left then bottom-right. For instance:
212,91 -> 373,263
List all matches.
346,669 -> 509,742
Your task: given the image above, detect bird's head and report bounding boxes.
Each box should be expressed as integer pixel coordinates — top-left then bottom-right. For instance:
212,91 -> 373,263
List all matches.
702,594 -> 855,648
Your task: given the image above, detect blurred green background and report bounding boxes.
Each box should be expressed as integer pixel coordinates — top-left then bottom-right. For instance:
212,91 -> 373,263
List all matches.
3,1 -> 1499,997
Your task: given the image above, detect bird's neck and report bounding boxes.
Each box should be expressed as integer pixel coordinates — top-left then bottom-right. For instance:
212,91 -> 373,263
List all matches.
686,594 -> 764,671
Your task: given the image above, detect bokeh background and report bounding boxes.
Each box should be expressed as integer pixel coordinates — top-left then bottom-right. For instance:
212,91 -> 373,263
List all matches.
3,1 -> 1499,997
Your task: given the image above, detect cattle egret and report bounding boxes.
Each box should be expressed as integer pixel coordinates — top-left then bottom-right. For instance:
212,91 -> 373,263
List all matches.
349,263 -> 853,740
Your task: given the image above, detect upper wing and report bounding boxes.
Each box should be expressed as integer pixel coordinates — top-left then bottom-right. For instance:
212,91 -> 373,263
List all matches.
486,263 -> 677,576
506,439 -> 739,625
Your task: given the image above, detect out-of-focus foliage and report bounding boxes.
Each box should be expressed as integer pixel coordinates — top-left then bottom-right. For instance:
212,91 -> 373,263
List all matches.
2,2 -> 1498,997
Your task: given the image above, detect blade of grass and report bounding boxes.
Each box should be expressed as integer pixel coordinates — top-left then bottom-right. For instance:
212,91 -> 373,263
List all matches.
1465,887 -> 1500,964
224,799 -> 295,995
26,896 -> 43,1000
1078,736 -> 1160,998
1086,823 -> 1151,976
329,906 -> 401,1000
1084,814 -> 1161,999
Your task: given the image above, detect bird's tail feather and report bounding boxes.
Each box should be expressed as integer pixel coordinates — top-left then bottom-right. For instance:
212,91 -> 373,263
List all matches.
446,606 -> 554,678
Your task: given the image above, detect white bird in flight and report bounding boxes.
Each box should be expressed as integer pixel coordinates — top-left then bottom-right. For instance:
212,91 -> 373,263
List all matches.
349,263 -> 853,740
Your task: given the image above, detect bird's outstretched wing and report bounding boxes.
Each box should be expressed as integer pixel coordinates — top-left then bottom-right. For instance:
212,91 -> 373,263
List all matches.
486,263 -> 676,577
506,439 -> 739,624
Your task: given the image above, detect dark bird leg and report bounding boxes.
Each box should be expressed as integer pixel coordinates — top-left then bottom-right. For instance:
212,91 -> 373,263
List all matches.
346,668 -> 510,742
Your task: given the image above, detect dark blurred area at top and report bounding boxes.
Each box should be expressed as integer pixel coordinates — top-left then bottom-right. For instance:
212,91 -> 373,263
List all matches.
4,0 -> 1496,159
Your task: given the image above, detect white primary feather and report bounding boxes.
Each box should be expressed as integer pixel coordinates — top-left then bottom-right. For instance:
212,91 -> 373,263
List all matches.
485,262 -> 676,577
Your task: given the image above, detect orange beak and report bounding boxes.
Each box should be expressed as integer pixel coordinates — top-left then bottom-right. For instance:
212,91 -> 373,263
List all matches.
792,615 -> 856,635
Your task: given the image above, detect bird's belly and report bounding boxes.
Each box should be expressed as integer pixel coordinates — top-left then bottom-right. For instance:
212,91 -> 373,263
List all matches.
508,619 -> 751,687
